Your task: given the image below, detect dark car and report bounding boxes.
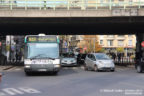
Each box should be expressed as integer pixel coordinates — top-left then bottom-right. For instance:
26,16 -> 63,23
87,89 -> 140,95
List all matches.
77,53 -> 87,65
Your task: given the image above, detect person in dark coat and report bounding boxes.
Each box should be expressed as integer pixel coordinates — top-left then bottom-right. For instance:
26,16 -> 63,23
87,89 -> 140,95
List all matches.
15,51 -> 18,62
18,51 -> 22,62
112,53 -> 116,61
118,53 -> 121,63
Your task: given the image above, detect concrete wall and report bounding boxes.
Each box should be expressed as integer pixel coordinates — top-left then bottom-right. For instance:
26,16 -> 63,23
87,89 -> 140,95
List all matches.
0,9 -> 143,17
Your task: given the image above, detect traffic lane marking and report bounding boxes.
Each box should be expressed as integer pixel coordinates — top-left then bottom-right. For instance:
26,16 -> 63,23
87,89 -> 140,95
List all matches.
0,87 -> 41,96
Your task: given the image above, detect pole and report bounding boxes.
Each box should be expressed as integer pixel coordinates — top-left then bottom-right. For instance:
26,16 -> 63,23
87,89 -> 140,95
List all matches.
10,35 -> 11,64
94,38 -> 95,53
126,44 -> 127,58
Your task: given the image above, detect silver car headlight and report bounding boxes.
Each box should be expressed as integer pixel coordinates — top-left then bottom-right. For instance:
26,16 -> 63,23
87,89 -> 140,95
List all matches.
61,60 -> 66,63
98,61 -> 103,65
71,60 -> 76,63
97,61 -> 104,67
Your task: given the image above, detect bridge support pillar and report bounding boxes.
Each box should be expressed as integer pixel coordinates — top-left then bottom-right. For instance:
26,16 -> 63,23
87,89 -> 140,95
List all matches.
135,33 -> 144,72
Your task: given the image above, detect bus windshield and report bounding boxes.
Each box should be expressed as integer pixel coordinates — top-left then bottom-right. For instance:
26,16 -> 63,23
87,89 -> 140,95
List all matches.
27,43 -> 59,59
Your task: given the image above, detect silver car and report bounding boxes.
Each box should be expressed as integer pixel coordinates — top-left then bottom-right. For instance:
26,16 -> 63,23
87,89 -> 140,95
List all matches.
61,53 -> 77,67
84,53 -> 115,72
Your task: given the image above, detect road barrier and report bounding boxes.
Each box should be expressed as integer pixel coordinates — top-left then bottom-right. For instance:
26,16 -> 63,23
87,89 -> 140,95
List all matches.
114,57 -> 135,66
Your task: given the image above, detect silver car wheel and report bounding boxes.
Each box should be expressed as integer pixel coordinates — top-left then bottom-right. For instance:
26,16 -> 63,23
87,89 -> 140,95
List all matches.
94,65 -> 98,72
84,63 -> 88,71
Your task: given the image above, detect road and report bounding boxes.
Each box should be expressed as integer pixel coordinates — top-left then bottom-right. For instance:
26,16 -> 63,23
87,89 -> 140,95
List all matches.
0,66 -> 144,96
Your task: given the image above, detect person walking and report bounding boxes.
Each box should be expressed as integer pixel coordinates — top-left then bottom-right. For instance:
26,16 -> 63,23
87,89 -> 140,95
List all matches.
118,53 -> 122,63
18,51 -> 22,62
112,52 -> 116,61
15,50 -> 19,63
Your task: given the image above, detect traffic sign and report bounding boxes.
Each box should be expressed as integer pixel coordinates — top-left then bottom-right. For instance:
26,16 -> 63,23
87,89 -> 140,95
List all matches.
141,41 -> 144,47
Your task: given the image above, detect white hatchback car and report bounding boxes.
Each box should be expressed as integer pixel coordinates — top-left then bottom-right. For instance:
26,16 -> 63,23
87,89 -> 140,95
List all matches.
84,53 -> 115,72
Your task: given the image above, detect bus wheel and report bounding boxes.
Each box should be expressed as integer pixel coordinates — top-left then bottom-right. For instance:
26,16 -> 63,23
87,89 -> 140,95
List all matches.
25,72 -> 31,76
137,65 -> 142,73
53,71 -> 58,75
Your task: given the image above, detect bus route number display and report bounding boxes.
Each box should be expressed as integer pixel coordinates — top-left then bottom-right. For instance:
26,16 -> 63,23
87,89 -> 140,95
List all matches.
27,36 -> 57,43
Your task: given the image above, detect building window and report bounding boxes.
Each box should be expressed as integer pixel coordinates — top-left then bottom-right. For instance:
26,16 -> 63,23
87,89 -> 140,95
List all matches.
128,40 -> 132,46
107,40 -> 113,46
100,40 -> 103,45
118,40 -> 124,46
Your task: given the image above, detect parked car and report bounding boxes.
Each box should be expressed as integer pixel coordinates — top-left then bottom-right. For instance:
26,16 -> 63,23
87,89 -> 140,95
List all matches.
61,53 -> 77,67
84,53 -> 115,72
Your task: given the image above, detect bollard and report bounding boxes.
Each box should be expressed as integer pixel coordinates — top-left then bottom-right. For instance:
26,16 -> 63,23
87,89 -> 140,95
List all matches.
0,73 -> 2,82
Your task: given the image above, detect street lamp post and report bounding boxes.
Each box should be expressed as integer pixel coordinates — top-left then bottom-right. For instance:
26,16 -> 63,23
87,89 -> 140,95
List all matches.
93,38 -> 96,53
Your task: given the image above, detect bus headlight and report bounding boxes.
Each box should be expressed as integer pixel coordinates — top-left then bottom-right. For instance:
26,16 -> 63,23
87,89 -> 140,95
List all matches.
53,59 -> 60,64
24,59 -> 32,64
54,64 -> 60,68
25,65 -> 31,68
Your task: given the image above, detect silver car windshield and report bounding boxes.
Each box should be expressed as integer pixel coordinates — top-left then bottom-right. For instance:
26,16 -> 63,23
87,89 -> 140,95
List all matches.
95,54 -> 110,60
27,43 -> 59,59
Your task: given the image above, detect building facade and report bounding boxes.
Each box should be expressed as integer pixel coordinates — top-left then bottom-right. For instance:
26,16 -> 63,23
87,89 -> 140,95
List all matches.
97,35 -> 136,56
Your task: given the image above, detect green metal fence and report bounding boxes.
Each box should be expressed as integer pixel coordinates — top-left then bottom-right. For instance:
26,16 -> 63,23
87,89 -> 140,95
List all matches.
0,0 -> 144,10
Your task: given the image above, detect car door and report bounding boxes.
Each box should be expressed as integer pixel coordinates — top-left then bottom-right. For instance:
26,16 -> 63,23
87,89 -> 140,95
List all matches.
85,54 -> 91,67
89,54 -> 96,68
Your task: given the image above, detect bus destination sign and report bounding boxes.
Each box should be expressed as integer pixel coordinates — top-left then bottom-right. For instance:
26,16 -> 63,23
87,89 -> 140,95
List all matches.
27,36 -> 57,43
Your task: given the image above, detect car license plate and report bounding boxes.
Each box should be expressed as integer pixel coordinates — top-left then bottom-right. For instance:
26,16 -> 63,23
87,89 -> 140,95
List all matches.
38,69 -> 47,71
67,62 -> 72,64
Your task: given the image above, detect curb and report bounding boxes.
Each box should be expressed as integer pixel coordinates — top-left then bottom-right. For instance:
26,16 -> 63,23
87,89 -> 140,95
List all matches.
0,66 -> 15,71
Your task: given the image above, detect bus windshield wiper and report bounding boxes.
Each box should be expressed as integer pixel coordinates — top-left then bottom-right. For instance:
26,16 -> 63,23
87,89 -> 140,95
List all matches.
30,54 -> 46,60
42,57 -> 55,60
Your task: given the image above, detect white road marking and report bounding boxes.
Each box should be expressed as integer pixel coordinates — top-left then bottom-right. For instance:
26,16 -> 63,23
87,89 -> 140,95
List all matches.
2,88 -> 24,95
0,87 -> 41,96
19,87 -> 41,93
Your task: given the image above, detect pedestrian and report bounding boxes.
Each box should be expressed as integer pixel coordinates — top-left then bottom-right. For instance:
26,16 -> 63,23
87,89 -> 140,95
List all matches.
18,51 -> 22,62
11,50 -> 15,63
112,53 -> 116,61
118,53 -> 121,63
15,50 -> 19,62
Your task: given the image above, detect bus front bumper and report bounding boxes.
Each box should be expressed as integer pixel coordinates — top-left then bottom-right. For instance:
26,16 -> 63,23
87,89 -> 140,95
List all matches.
24,64 -> 61,72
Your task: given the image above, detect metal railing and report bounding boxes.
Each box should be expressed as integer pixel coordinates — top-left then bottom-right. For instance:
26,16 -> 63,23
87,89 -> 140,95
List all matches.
114,57 -> 135,66
0,0 -> 144,10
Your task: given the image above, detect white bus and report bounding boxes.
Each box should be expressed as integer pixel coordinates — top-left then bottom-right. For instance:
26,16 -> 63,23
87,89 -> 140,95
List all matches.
24,34 -> 60,75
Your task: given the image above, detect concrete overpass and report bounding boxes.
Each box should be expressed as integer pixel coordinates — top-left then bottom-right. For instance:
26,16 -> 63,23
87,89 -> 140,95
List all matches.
0,1 -> 144,35
0,9 -> 144,17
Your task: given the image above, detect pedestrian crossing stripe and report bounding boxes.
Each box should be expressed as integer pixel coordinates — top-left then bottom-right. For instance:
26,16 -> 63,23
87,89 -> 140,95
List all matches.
0,87 -> 41,96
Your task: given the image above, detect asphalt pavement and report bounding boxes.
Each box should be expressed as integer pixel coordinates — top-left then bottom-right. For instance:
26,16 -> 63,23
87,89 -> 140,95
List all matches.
0,66 -> 144,96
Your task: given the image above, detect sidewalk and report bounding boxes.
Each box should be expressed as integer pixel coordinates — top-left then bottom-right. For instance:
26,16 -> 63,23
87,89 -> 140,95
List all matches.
0,66 -> 15,72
